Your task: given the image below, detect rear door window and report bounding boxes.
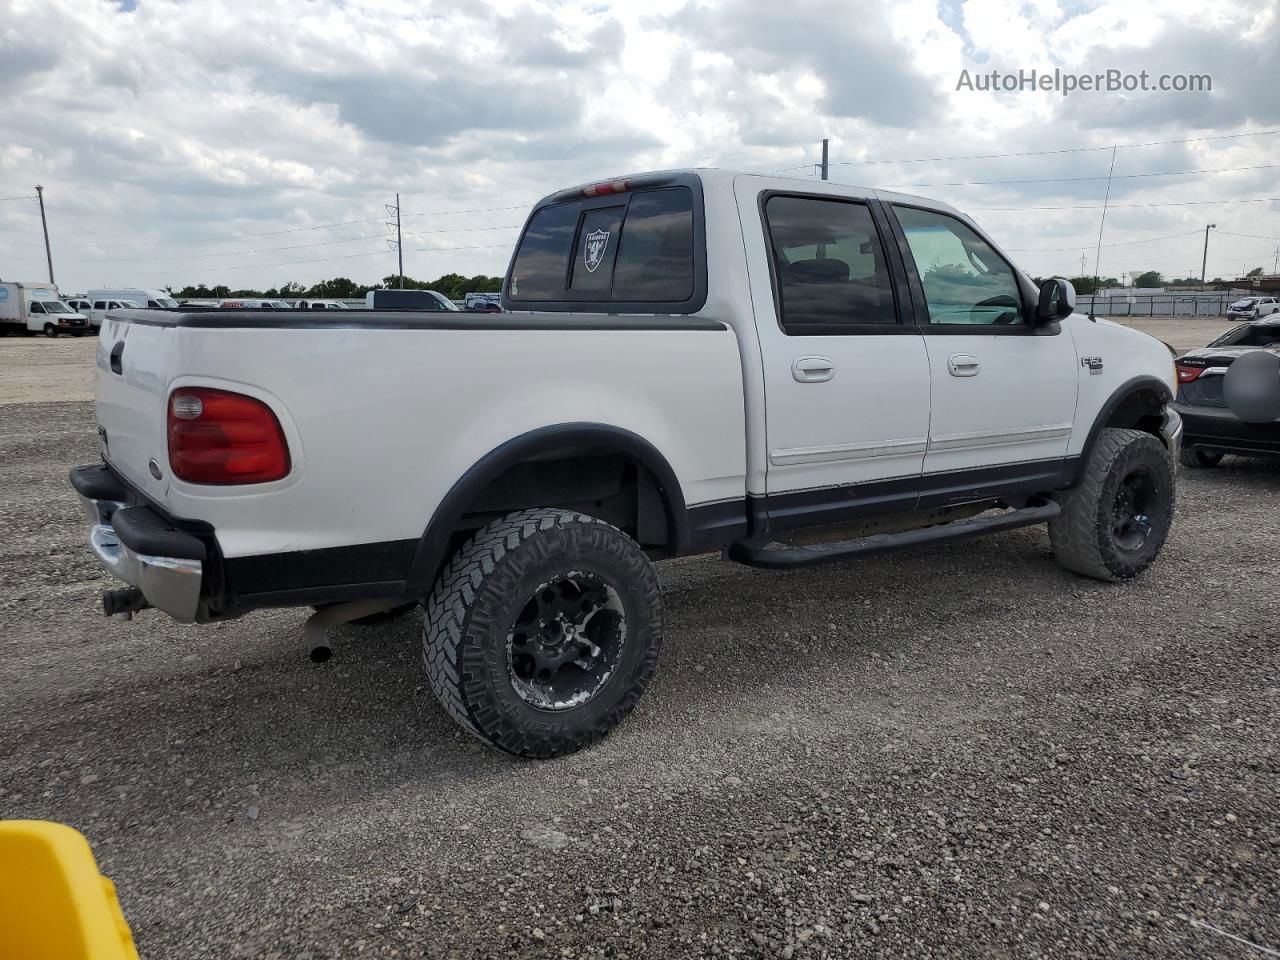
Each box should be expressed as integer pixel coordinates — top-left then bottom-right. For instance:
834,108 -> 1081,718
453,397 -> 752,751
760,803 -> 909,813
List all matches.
506,183 -> 701,310
764,195 -> 898,333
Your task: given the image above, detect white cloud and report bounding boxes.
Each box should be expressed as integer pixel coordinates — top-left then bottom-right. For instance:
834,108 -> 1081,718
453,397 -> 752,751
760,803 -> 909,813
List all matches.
0,0 -> 1276,293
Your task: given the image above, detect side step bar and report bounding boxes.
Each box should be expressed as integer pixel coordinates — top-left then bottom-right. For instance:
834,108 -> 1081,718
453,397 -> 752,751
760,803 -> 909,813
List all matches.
726,500 -> 1061,571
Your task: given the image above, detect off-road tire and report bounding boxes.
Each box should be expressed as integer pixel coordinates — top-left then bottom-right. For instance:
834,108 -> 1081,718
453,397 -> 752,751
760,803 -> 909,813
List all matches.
422,508 -> 663,758
1050,428 -> 1175,582
1179,446 -> 1223,469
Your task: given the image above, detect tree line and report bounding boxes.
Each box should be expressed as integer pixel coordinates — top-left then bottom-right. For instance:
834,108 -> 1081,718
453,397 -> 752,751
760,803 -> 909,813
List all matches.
169,273 -> 503,300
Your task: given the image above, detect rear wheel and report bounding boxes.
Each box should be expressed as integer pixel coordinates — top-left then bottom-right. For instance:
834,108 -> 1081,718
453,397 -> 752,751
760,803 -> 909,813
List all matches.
43,323 -> 57,338
1179,446 -> 1223,468
422,508 -> 663,758
1050,428 -> 1175,582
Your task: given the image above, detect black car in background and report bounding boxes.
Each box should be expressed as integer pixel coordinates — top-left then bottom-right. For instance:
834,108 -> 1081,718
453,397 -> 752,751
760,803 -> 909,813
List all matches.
1174,317 -> 1280,466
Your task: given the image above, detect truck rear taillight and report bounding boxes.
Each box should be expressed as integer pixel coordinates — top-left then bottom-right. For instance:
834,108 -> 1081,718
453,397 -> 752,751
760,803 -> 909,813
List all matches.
1176,364 -> 1204,384
167,387 -> 290,485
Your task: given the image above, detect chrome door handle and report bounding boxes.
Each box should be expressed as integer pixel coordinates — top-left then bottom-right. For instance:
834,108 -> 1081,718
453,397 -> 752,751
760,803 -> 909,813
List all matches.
792,356 -> 835,383
948,354 -> 980,377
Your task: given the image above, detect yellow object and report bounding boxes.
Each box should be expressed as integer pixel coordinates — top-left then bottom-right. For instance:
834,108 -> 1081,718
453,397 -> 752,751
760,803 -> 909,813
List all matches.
0,820 -> 140,960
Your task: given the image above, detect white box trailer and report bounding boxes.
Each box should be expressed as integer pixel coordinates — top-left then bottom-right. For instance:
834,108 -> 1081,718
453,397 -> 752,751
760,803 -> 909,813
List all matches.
0,281 -> 91,336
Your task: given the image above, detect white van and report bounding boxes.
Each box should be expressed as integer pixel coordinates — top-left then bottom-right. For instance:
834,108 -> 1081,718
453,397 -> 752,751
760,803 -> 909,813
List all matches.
0,282 -> 91,336
86,289 -> 180,310
87,297 -> 143,331
294,299 -> 351,310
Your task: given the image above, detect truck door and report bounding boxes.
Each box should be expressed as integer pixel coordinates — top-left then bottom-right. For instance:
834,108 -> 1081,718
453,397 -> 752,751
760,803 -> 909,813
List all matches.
737,183 -> 932,532
884,203 -> 1078,503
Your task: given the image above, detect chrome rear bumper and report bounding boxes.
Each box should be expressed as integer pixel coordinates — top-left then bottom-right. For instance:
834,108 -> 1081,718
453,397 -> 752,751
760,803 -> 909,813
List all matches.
77,492 -> 204,624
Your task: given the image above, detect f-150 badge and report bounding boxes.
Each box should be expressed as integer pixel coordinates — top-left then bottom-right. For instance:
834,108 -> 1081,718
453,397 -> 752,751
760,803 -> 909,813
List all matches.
1081,356 -> 1104,374
584,229 -> 610,273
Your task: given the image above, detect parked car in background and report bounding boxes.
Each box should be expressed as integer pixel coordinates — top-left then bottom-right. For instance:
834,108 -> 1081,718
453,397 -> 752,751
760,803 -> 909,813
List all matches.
217,299 -> 292,310
63,297 -> 94,315
468,301 -> 504,313
293,299 -> 350,310
1226,296 -> 1280,321
71,168 -> 1181,758
463,292 -> 502,310
1174,316 -> 1280,465
86,288 -> 180,311
365,289 -> 459,310
88,298 -> 142,331
0,281 -> 90,336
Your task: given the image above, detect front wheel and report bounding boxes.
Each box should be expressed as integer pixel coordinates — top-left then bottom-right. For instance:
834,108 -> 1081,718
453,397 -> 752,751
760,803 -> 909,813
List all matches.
422,508 -> 663,758
43,323 -> 57,338
1050,428 -> 1175,582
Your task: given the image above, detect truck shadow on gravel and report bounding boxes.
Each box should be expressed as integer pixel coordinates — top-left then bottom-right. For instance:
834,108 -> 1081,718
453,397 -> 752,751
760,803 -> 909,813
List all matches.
4,528 -> 1095,833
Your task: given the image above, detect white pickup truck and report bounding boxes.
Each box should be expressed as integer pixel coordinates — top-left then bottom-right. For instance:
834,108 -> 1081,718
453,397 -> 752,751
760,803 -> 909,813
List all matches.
71,169 -> 1182,757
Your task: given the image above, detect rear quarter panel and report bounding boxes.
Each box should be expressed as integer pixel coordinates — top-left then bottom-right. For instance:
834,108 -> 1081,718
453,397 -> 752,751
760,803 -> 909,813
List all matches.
159,323 -> 747,560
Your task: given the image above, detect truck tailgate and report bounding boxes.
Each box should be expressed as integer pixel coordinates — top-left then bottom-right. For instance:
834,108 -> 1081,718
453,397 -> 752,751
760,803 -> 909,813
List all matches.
94,316 -> 178,504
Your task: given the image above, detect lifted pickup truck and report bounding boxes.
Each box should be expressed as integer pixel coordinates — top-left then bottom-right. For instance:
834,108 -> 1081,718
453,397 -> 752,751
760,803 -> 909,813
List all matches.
71,169 -> 1181,757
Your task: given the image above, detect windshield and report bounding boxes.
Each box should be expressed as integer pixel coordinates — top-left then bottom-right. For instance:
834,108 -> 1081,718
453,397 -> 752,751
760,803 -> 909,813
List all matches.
433,292 -> 462,311
156,297 -> 178,308
1208,322 -> 1280,348
43,301 -> 73,313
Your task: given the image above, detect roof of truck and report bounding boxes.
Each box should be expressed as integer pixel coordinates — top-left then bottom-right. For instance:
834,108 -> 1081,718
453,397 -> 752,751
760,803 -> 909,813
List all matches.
535,167 -> 964,219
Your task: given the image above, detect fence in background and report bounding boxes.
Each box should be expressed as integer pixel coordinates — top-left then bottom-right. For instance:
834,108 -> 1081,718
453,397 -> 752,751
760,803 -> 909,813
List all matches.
1079,293 -> 1236,317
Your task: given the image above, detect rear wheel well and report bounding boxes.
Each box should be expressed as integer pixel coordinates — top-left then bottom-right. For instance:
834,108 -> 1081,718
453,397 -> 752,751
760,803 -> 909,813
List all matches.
430,452 -> 676,589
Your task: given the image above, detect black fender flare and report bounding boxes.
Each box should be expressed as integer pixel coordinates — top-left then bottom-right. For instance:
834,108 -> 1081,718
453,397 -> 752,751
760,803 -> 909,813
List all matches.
1071,375 -> 1173,485
404,423 -> 689,595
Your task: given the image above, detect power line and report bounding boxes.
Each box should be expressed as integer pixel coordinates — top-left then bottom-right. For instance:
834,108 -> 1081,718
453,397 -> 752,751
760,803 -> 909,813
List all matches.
972,195 -> 1280,211
817,129 -> 1280,169
1217,229 -> 1280,241
124,241 -> 515,277
57,202 -> 533,251
0,194 -> 38,202
881,161 -> 1280,190
68,224 -> 524,265
1004,229 -> 1204,252
60,215 -> 386,249
69,232 -> 388,263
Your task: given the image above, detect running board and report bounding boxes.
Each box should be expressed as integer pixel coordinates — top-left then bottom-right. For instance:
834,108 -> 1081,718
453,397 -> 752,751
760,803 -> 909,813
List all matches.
726,501 -> 1061,571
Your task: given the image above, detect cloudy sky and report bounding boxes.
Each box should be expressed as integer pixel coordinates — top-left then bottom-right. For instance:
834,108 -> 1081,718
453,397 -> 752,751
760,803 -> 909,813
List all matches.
2,0 -> 1277,294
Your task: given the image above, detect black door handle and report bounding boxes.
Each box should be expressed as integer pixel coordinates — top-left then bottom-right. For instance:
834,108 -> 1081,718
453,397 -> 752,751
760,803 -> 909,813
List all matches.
109,340 -> 124,375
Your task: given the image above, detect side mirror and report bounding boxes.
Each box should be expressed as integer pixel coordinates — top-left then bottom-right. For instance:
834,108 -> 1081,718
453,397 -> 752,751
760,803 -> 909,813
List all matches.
1036,277 -> 1076,321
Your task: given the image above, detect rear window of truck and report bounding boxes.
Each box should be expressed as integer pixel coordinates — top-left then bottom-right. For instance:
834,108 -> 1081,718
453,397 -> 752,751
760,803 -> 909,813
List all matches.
507,185 -> 699,310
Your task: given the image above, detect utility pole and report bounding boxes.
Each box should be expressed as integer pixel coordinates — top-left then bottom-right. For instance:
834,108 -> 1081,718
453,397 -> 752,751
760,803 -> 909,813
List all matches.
386,194 -> 404,288
820,139 -> 829,181
1080,252 -> 1087,276
1200,223 -> 1215,286
1272,245 -> 1278,274
35,184 -> 54,284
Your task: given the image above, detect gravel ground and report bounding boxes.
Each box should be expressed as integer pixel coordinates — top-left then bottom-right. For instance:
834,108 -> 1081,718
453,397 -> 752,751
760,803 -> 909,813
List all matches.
1,322 -> 1278,959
